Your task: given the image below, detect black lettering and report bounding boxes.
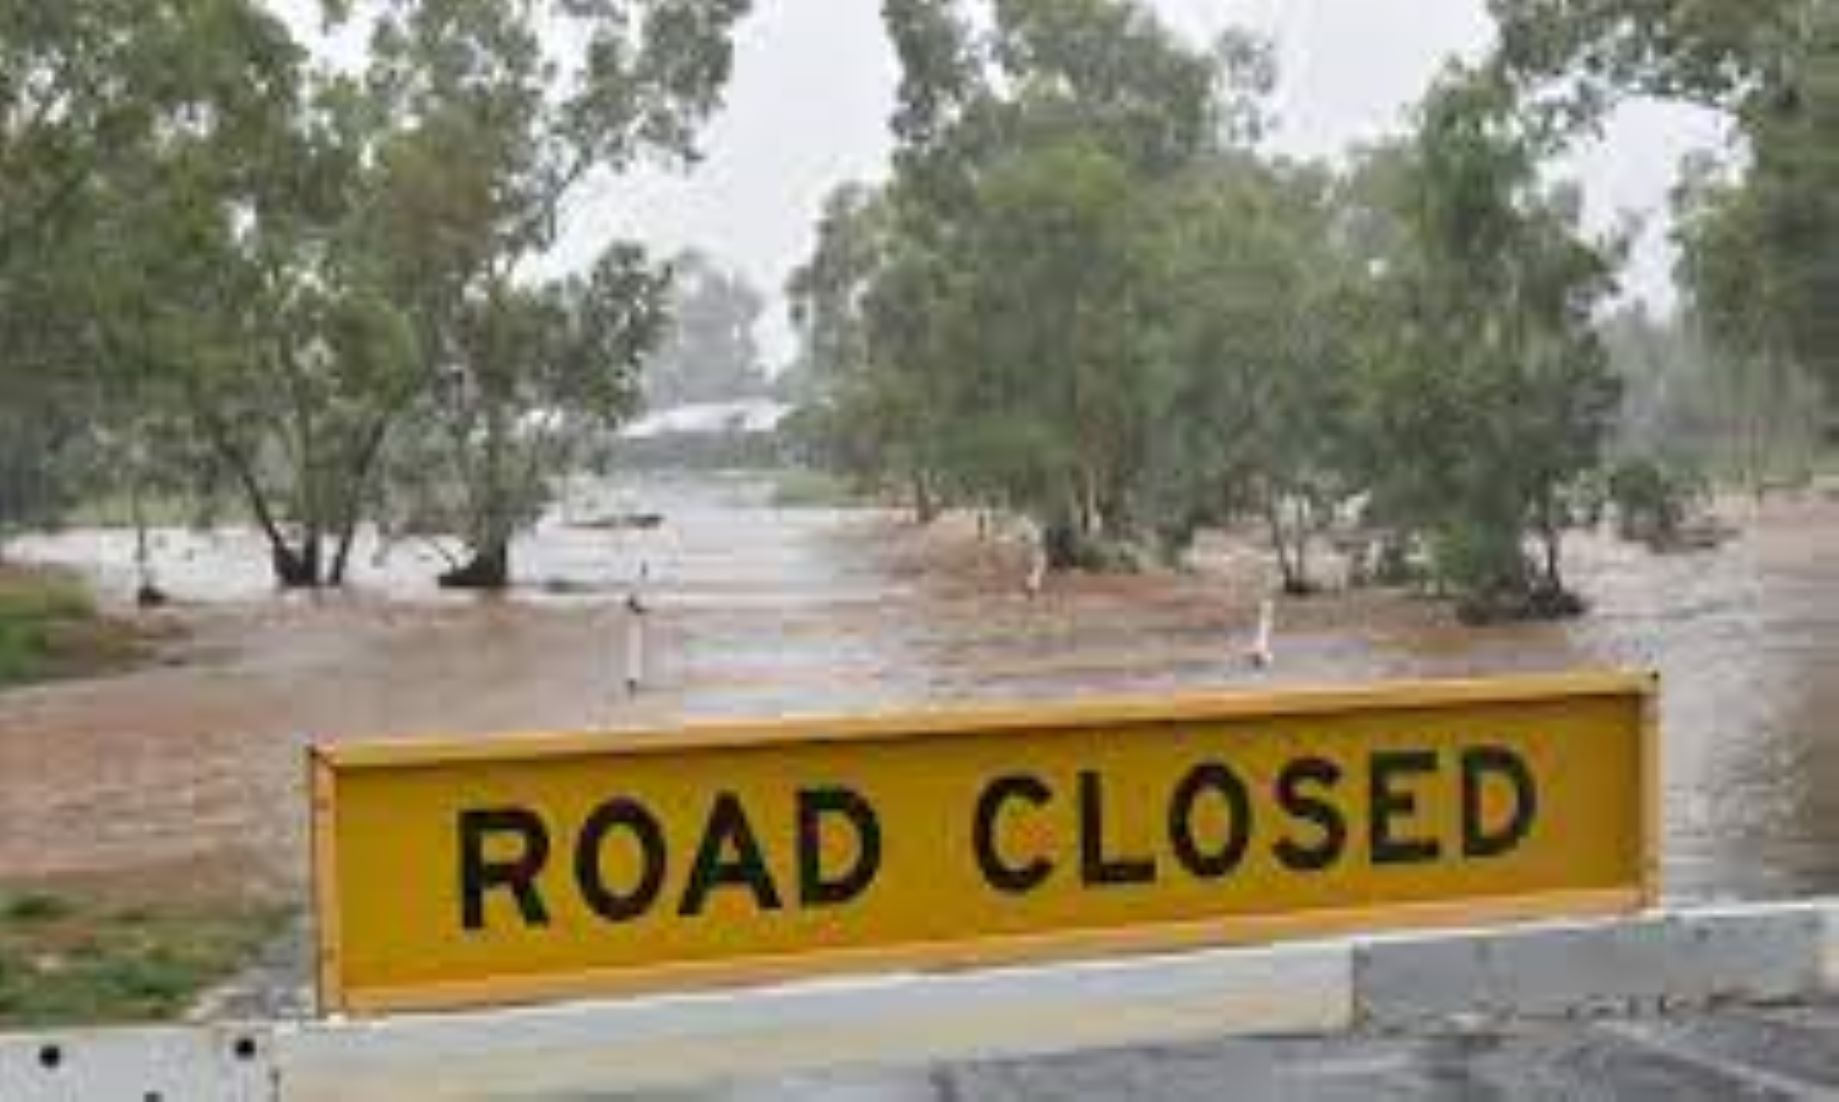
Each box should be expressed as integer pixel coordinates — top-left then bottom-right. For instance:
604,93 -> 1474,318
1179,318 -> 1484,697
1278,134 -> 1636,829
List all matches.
1167,763 -> 1253,878
680,792 -> 783,916
574,797 -> 667,923
459,807 -> 551,931
1274,757 -> 1347,872
1462,745 -> 1537,858
798,786 -> 882,906
1370,750 -> 1441,865
973,774 -> 1054,894
1079,770 -> 1157,886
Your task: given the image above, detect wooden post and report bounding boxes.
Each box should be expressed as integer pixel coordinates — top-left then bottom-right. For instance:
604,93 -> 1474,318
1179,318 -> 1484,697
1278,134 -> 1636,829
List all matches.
625,593 -> 647,696
624,562 -> 650,697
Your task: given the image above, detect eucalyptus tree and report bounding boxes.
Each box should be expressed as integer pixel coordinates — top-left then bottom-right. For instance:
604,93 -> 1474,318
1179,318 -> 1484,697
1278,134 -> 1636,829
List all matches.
1356,69 -> 1623,619
644,249 -> 768,408
1490,0 -> 1838,402
0,0 -> 299,548
1138,155 -> 1365,590
340,0 -> 750,587
862,0 -> 1238,559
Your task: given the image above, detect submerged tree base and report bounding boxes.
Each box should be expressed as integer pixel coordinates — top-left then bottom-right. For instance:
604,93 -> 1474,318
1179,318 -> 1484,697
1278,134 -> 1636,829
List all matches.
1041,526 -> 1151,574
438,547 -> 510,590
1456,585 -> 1588,626
270,546 -> 321,589
1280,577 -> 1322,598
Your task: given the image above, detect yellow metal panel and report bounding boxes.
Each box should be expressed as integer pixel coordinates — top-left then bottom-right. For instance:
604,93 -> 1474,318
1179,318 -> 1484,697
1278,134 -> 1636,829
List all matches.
312,673 -> 1655,1016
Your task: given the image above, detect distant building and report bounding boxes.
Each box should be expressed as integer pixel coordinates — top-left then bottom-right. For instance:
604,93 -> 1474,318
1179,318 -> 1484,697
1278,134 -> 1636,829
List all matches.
610,399 -> 793,469
618,399 -> 791,441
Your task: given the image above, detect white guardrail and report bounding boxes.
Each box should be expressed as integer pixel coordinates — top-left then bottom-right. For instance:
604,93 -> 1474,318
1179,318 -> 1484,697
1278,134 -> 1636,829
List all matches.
4,900 -> 1839,1101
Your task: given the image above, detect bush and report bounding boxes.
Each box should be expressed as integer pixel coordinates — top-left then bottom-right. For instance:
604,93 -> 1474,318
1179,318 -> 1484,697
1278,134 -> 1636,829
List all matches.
1608,458 -> 1704,548
3,893 -> 75,923
0,568 -> 140,687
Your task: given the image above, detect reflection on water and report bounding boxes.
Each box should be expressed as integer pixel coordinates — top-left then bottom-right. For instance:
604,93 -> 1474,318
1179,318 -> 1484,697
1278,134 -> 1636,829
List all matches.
2,474 -> 1835,904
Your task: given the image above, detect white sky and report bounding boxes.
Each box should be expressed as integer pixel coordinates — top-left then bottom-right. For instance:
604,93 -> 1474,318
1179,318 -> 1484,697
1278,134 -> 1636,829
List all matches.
295,1 -> 1733,366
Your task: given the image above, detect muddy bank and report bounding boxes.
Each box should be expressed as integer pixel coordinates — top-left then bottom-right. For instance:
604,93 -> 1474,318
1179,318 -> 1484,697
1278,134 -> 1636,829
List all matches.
1,479 -> 1836,909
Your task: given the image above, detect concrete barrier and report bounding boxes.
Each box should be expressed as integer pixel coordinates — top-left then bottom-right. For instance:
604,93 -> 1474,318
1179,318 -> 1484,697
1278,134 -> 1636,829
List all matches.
1355,902 -> 1829,1030
7,900 -> 1839,1100
0,1023 -> 272,1102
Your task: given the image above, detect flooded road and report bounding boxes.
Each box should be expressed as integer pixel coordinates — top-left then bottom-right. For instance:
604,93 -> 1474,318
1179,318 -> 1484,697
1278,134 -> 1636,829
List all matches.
1,473 -> 1835,906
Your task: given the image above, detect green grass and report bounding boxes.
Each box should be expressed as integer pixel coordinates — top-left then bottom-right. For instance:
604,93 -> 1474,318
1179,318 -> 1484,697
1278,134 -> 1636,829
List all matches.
0,567 -> 143,688
0,889 -> 288,1028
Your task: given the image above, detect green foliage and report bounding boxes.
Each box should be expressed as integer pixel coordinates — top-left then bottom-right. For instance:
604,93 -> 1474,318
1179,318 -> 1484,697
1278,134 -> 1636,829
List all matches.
0,568 -> 125,688
3,894 -> 75,924
1137,155 -> 1360,587
1489,0 -> 1806,122
1350,68 -> 1623,612
0,0 -> 302,556
0,891 -> 286,1027
1607,456 -> 1705,546
1605,305 -> 1825,491
348,0 -> 749,587
798,0 -> 1251,546
0,406 -> 83,541
1492,0 -> 1839,403
644,250 -> 769,407
785,0 -> 1626,616
1,0 -> 749,591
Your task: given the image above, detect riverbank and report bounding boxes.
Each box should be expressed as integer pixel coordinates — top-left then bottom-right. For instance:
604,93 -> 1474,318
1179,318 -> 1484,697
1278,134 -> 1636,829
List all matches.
0,566 -> 157,689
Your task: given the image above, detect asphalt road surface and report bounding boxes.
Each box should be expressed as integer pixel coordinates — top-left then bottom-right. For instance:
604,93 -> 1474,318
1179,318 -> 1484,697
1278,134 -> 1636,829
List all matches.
616,999 -> 1839,1101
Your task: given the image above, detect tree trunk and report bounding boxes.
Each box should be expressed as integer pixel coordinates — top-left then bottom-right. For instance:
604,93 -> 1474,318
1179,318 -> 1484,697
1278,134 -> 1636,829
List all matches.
1078,469 -> 1099,539
329,523 -> 360,587
328,420 -> 394,588
911,470 -> 939,525
1041,517 -> 1083,571
214,434 -> 324,588
439,542 -> 510,590
1534,491 -> 1565,595
1541,525 -> 1562,595
127,474 -> 169,606
1264,496 -> 1311,596
271,537 -> 322,588
130,476 -> 153,593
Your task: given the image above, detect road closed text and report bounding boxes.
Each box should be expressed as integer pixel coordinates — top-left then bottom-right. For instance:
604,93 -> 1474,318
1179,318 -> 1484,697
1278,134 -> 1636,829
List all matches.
456,746 -> 1538,931
312,675 -> 1652,1014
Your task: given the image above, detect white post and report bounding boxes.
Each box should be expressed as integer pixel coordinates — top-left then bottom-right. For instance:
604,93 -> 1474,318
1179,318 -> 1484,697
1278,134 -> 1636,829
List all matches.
1025,523 -> 1047,598
1248,597 -> 1275,669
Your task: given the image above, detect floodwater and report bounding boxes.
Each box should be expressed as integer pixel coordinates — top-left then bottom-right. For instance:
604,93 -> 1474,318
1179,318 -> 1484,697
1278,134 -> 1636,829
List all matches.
1,473 -> 1835,905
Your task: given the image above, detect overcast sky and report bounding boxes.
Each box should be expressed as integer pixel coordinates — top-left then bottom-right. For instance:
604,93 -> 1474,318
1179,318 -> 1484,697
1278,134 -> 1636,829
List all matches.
493,2 -> 1731,363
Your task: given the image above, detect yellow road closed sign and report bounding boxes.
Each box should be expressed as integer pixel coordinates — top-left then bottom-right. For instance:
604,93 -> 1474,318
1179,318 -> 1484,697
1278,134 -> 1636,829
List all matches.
310,672 -> 1657,1015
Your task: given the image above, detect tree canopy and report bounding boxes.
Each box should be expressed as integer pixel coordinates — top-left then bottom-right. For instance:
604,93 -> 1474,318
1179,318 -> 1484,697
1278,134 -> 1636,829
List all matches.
787,0 -> 1637,618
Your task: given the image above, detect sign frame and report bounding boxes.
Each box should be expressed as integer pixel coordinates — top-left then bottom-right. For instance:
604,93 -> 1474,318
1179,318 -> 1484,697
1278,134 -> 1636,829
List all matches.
310,671 -> 1659,1016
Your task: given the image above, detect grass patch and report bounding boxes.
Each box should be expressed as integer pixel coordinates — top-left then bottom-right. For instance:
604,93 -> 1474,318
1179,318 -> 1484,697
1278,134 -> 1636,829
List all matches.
3,894 -> 75,924
0,889 -> 287,1028
0,566 -> 147,688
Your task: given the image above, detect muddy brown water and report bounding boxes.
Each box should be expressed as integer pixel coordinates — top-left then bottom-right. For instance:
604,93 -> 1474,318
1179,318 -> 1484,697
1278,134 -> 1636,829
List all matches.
2,473 -> 1836,906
